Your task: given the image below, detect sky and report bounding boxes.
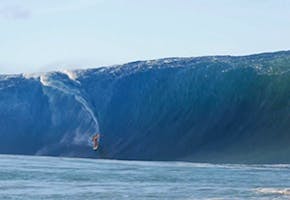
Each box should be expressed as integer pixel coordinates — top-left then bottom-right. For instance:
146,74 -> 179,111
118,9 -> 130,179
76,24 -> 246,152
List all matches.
0,0 -> 290,74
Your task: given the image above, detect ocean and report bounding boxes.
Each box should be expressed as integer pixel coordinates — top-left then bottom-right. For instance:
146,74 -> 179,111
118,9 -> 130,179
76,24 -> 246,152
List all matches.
0,154 -> 290,199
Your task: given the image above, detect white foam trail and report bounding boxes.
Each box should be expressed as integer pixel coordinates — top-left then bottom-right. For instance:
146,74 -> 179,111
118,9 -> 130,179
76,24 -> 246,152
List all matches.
40,73 -> 99,134
40,74 -> 99,127
59,69 -> 80,83
255,188 -> 290,195
40,75 -> 49,86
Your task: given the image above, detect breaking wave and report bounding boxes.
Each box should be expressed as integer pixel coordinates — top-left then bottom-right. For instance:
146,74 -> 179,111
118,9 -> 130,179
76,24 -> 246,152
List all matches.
0,51 -> 289,162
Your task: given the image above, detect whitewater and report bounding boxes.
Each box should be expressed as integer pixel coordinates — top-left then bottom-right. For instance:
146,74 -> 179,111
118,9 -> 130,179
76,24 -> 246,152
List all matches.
1,154 -> 290,200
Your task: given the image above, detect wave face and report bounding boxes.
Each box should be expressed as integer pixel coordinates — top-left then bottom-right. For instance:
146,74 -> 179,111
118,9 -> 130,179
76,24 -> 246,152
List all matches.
0,51 -> 290,163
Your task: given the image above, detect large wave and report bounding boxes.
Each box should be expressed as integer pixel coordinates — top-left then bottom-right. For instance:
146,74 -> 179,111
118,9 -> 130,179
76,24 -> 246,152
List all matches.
0,51 -> 289,163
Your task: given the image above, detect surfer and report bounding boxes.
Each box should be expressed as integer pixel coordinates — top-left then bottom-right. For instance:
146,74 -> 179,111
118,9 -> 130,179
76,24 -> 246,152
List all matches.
92,133 -> 100,151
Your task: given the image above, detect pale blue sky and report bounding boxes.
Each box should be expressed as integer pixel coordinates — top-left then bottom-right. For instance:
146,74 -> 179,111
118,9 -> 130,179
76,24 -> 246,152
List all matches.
0,0 -> 290,74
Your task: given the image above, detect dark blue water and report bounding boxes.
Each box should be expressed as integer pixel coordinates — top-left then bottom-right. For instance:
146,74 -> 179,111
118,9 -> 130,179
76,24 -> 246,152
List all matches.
1,51 -> 290,163
1,154 -> 290,199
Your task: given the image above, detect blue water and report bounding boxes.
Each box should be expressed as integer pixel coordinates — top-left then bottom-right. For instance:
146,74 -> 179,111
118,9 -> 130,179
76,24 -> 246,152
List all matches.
1,52 -> 290,163
1,155 -> 290,199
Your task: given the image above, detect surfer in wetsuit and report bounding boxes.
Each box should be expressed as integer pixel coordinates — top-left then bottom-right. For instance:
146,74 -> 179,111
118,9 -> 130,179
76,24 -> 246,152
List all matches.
92,133 -> 100,151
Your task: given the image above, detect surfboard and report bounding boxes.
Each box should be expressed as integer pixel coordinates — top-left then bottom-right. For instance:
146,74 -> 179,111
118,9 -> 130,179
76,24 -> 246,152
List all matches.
93,145 -> 99,151
92,133 -> 100,151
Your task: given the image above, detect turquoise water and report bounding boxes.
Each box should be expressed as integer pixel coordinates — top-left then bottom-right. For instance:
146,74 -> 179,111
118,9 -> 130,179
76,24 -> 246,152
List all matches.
1,154 -> 290,199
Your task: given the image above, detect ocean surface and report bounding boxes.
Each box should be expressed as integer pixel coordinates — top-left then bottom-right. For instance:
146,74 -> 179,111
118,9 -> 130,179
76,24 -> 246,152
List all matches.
0,155 -> 290,199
